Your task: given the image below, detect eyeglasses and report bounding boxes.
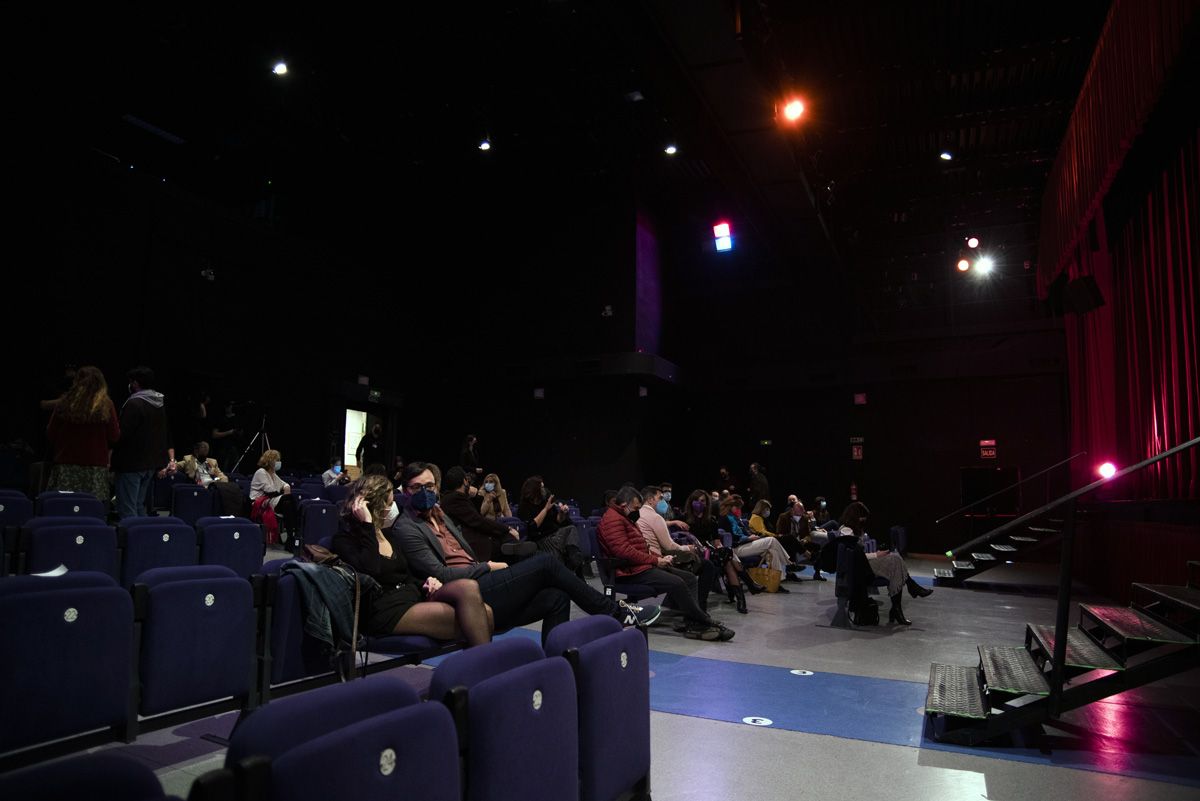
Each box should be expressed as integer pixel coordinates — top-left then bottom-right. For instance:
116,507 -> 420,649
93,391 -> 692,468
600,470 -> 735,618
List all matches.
406,481 -> 437,493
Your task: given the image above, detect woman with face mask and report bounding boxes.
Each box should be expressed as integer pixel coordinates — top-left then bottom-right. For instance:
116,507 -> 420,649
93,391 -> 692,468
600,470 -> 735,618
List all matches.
250,449 -> 299,549
685,489 -> 750,613
332,475 -> 493,645
720,494 -> 790,593
517,475 -> 586,575
477,472 -> 512,520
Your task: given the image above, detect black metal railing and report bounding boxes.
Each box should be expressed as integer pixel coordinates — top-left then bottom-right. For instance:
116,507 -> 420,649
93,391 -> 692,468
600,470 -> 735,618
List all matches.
942,433 -> 1200,716
934,451 -> 1087,525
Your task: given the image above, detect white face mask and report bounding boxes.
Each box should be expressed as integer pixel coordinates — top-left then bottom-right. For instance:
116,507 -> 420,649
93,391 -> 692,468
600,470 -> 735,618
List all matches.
383,501 -> 400,528
273,461 -> 282,472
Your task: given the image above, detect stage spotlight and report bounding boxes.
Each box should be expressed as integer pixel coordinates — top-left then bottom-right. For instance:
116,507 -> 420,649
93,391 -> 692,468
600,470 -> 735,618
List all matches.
715,236 -> 732,252
782,99 -> 805,122
966,237 -> 979,248
664,144 -> 678,155
956,259 -> 970,272
1097,462 -> 1117,479
975,256 -> 994,275
940,151 -> 953,161
273,62 -> 288,76
713,222 -> 730,238
478,139 -> 492,151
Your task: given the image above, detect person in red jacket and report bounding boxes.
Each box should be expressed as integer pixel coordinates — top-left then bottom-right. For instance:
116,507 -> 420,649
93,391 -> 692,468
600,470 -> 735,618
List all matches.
598,486 -> 734,642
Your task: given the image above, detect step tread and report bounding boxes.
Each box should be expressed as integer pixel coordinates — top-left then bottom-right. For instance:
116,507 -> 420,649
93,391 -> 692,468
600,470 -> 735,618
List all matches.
979,646 -> 1050,696
925,663 -> 987,719
1028,624 -> 1123,670
1133,583 -> 1200,614
1028,526 -> 1060,533
1010,535 -> 1038,542
990,543 -> 1017,552
971,552 -> 997,561
933,568 -> 957,579
1081,605 -> 1197,644
952,560 -> 975,570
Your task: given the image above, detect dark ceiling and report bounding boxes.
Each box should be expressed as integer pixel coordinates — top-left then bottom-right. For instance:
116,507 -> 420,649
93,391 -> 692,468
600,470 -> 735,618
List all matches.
21,1 -> 1111,363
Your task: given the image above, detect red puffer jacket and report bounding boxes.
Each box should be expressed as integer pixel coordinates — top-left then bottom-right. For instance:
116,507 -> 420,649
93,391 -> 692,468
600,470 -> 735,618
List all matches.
596,507 -> 658,578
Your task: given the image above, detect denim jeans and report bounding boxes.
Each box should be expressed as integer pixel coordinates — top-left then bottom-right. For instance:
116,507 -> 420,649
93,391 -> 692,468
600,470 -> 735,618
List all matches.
115,470 -> 154,519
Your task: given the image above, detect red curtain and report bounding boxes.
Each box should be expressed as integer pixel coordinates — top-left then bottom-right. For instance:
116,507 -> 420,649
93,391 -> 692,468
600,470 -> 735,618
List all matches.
1111,128 -> 1199,498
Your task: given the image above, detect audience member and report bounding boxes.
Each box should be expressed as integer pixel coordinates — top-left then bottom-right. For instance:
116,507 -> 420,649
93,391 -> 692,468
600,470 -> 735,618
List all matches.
356,423 -> 384,468
748,499 -> 774,535
322,457 -> 351,487
177,441 -> 227,486
598,487 -> 733,641
518,475 -> 585,573
477,472 -> 512,520
747,462 -> 770,511
773,501 -> 825,581
717,466 -> 737,494
440,466 -> 531,562
395,462 -> 659,644
112,366 -> 175,519
719,494 -> 791,593
684,489 -> 748,613
250,449 -> 298,546
658,481 -> 677,520
333,475 -> 493,645
45,365 -> 119,501
210,401 -> 243,471
459,434 -> 482,480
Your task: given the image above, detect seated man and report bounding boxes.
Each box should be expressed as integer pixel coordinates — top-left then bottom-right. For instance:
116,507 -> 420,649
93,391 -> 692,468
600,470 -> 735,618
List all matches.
322,458 -> 352,487
395,462 -> 659,645
599,487 -> 734,642
177,441 -> 227,487
440,465 -> 533,563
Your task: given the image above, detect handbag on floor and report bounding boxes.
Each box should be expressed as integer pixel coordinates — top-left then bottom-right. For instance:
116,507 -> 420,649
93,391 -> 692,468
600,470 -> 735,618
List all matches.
746,550 -> 783,593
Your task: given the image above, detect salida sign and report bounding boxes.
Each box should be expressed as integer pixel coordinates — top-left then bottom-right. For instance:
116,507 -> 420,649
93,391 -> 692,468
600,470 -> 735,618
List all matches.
979,439 -> 997,460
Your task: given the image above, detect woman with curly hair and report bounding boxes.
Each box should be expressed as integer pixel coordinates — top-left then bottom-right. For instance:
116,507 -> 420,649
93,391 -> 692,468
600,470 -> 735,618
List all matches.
46,366 -> 120,502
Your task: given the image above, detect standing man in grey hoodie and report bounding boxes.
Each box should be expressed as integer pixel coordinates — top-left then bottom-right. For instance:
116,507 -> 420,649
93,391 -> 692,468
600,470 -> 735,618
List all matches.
112,366 -> 175,519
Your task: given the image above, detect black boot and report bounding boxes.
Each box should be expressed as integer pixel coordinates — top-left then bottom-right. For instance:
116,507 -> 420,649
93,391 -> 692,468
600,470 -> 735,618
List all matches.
812,569 -> 827,581
733,586 -> 748,614
889,593 -> 912,625
737,569 -> 765,595
906,577 -> 932,598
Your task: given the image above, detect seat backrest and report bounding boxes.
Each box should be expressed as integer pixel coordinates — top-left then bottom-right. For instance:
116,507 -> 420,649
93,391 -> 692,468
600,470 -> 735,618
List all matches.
122,523 -> 198,587
200,520 -> 263,578
227,675 -> 419,765
0,570 -> 117,600
265,571 -> 335,686
137,566 -> 255,716
0,496 -> 34,528
299,500 -> 339,546
0,752 -> 165,801
0,586 -> 132,751
38,495 -> 106,519
171,483 -> 215,526
428,637 -> 544,703
573,628 -> 650,801
117,515 -> 185,533
543,615 -> 622,658
195,514 -> 253,534
322,483 -> 349,504
465,658 -> 578,801
25,523 -> 119,579
270,702 -> 460,801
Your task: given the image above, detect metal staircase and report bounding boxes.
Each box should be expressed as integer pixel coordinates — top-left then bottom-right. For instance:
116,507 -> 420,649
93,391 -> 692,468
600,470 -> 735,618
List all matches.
923,435 -> 1200,745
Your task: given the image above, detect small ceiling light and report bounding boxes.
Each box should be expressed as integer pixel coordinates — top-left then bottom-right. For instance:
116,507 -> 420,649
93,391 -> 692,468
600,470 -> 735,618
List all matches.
966,236 -> 980,249
782,99 -> 805,122
940,151 -> 953,161
478,139 -> 492,151
273,62 -> 288,76
956,259 -> 971,272
664,144 -> 678,155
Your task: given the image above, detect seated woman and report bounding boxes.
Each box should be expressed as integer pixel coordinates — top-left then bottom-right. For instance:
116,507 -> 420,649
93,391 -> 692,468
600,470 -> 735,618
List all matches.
333,475 -> 493,645
478,472 -> 512,520
773,501 -> 826,581
821,502 -> 931,625
250,449 -> 299,547
684,489 -> 749,613
518,475 -> 585,573
720,494 -> 793,593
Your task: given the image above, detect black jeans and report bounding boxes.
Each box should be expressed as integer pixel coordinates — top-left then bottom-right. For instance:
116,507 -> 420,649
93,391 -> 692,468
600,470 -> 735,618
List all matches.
477,554 -> 616,643
618,566 -> 710,625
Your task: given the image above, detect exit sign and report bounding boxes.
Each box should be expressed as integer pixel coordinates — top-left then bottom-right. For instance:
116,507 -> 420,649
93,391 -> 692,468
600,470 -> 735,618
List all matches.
980,439 -> 997,459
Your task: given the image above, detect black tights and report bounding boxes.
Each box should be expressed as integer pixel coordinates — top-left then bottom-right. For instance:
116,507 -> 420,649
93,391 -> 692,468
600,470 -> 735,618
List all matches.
394,579 -> 494,647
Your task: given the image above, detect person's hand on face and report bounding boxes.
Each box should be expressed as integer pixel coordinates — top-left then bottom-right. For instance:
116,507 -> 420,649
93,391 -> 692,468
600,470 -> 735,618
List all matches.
351,495 -> 372,523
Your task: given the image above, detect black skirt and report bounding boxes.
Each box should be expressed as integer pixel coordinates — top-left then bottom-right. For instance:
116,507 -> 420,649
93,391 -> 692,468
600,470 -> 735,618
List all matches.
363,583 -> 423,636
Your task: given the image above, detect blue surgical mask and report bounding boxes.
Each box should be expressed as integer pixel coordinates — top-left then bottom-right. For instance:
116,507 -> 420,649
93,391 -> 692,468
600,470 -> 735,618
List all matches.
273,461 -> 282,472
663,491 -> 672,502
409,488 -> 438,511
332,465 -> 342,475
483,482 -> 495,493
655,500 -> 669,515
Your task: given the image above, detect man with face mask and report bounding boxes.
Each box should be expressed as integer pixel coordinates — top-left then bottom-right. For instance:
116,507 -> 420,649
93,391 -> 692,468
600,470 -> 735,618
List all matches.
439,466 -> 532,562
322,458 -> 351,487
356,423 -> 384,469
396,462 -> 661,645
177,441 -> 226,487
599,487 -> 734,642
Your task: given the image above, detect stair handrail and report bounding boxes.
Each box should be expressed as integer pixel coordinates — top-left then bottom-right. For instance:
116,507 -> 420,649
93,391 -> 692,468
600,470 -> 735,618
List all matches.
945,435 -> 1200,560
935,451 -> 1088,525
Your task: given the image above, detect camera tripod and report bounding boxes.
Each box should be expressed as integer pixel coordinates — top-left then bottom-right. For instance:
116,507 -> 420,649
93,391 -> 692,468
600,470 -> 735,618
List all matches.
230,414 -> 271,476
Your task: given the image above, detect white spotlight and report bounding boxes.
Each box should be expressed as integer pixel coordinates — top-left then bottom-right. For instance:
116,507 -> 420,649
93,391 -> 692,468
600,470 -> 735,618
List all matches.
939,151 -> 953,161
664,144 -> 678,155
478,139 -> 492,151
975,256 -> 995,275
273,62 -> 288,76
